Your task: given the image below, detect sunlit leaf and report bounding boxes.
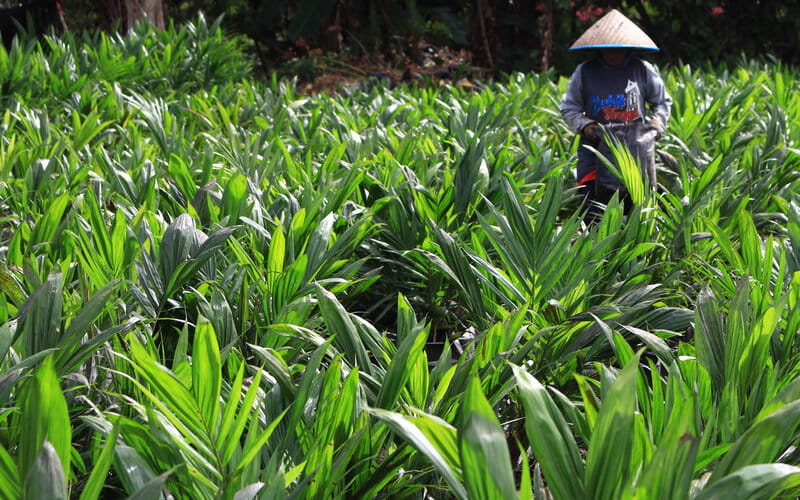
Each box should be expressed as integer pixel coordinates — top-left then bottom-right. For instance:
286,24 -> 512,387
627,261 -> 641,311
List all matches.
459,377 -> 516,500
19,356 -> 71,483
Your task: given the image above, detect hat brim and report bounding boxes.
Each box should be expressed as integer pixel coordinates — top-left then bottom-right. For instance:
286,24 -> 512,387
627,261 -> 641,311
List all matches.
569,44 -> 659,52
569,9 -> 659,52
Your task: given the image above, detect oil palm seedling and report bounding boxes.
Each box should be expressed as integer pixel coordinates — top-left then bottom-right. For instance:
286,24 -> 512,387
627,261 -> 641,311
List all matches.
1,14 -> 800,498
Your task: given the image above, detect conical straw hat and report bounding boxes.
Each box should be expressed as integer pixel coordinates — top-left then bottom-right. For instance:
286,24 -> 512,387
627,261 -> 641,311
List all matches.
569,9 -> 658,51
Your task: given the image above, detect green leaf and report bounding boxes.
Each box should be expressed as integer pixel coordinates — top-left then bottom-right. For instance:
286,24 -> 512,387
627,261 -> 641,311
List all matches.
695,464 -> 800,500
0,320 -> 16,366
0,267 -> 26,310
30,191 -> 71,250
267,223 -> 286,292
270,254 -> 307,321
235,408 -> 287,474
19,270 -> 63,356
159,213 -> 199,285
284,340 -> 330,446
517,441 -> 533,500
165,225 -> 238,300
56,319 -> 138,377
60,279 -> 121,346
222,173 -> 248,223
69,108 -> 113,150
0,442 -> 20,499
631,389 -> 698,499
375,295 -> 428,409
315,284 -> 370,368
755,376 -> 800,421
584,353 -> 641,500
133,249 -> 163,317
459,377 -> 517,500
429,225 -> 489,326
19,356 -> 71,483
694,287 -> 726,395
127,469 -> 175,500
305,213 -> 335,280
248,345 -> 295,397
79,418 -> 122,500
513,365 -> 584,500
127,335 -> 205,440
709,400 -> 800,484
368,407 -> 468,500
195,287 -> 238,350
193,315 -> 221,434
737,210 -> 762,278
453,139 -> 485,222
221,366 -> 263,466
215,360 -> 245,455
112,444 -> 158,495
54,279 -> 126,373
22,441 -> 67,500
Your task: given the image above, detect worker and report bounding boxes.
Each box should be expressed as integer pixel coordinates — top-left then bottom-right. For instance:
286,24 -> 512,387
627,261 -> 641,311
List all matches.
560,9 -> 672,223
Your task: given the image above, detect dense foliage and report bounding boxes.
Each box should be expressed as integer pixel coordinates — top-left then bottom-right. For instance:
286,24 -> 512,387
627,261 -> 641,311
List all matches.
2,16 -> 800,499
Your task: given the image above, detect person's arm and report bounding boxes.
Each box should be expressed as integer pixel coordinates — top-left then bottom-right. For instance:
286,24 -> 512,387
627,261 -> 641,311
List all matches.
643,61 -> 672,133
560,65 -> 596,135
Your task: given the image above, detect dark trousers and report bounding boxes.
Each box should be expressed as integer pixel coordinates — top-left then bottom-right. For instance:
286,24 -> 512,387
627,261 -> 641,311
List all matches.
578,180 -> 631,225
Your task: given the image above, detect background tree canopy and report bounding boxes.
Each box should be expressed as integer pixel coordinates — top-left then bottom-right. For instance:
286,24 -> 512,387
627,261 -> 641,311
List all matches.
38,0 -> 800,79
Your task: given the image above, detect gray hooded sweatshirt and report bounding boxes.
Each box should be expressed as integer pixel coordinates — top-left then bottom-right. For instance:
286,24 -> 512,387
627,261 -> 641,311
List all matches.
561,55 -> 672,188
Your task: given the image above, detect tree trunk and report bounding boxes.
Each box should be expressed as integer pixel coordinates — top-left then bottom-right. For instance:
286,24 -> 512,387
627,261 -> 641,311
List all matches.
126,0 -> 165,29
99,0 -> 164,32
469,0 -> 494,70
539,2 -> 553,71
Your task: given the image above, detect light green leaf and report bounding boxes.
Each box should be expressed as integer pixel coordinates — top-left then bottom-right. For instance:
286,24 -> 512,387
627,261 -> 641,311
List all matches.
585,353 -> 641,500
30,191 -> 71,250
709,400 -> 800,483
459,377 -> 517,500
127,336 -> 205,440
235,408 -> 287,474
19,356 -> 71,483
755,376 -> 800,422
518,441 -> 533,500
513,365 -> 584,500
193,315 -> 221,433
222,173 -> 248,223
79,418 -> 122,500
368,407 -> 468,500
632,390 -> 698,500
0,442 -> 20,499
375,295 -> 428,409
267,223 -> 286,289
221,367 -> 263,466
315,284 -> 370,368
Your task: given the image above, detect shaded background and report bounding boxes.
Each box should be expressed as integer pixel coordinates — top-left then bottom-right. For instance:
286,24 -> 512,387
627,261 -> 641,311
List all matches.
19,1 -> 800,79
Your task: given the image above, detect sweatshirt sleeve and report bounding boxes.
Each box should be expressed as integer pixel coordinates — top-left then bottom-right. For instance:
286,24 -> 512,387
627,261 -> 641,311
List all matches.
560,64 -> 595,135
643,61 -> 672,131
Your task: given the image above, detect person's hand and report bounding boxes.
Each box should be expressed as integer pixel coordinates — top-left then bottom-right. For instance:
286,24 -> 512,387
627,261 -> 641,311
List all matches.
646,117 -> 664,140
581,122 -> 600,143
